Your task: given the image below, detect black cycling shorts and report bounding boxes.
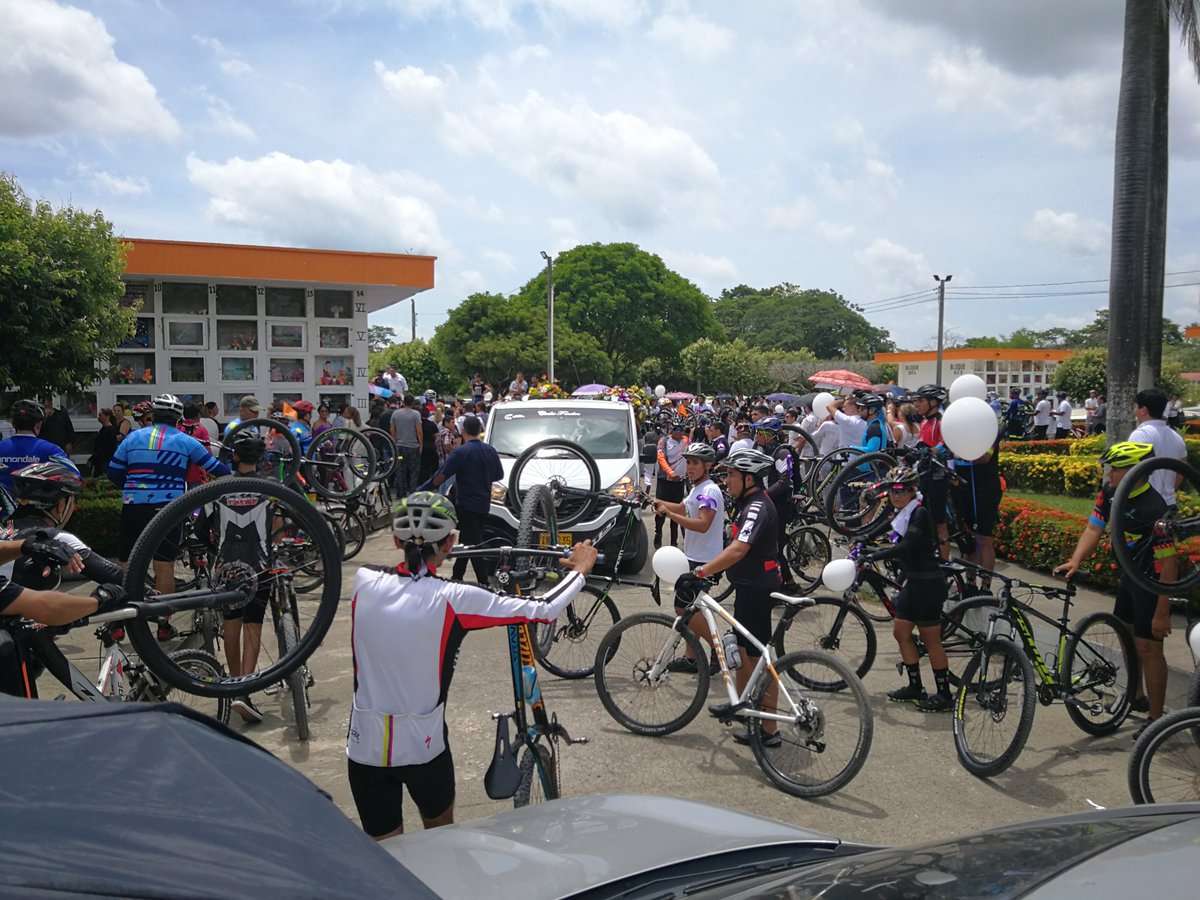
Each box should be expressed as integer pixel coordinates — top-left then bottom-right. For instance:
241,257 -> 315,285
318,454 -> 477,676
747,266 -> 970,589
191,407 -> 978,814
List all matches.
732,580 -> 778,656
894,580 -> 948,627
1114,575 -> 1159,642
955,470 -> 1001,537
347,747 -> 455,838
920,478 -> 949,526
119,503 -> 182,563
655,478 -> 685,504
222,586 -> 269,625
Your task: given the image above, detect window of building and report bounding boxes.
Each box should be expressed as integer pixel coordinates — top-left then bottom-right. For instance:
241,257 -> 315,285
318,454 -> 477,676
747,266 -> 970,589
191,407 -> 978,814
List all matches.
986,361 -> 995,372
1033,361 -> 1044,373
319,326 -> 351,349
220,358 -> 255,382
273,392 -> 302,406
215,284 -> 258,316
270,358 -> 305,383
1023,373 -> 1032,383
1022,360 -> 1033,372
111,353 -> 155,385
175,393 -> 205,409
267,323 -> 305,350
216,320 -> 259,351
116,393 -> 152,411
986,374 -> 996,385
121,281 -> 153,312
314,289 -> 353,319
170,357 -> 205,383
161,282 -> 209,315
222,393 -> 245,417
64,392 -> 97,418
317,356 -> 353,386
265,287 -> 306,317
164,319 -> 208,349
118,317 -> 155,350
320,393 -> 351,412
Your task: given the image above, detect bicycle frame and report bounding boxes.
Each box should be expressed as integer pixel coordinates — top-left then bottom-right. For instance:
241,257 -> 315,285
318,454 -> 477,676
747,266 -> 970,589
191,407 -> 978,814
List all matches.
983,587 -> 1075,692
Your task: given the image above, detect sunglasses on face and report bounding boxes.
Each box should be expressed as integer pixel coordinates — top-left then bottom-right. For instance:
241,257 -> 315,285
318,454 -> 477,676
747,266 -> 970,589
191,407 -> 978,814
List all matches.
888,484 -> 913,494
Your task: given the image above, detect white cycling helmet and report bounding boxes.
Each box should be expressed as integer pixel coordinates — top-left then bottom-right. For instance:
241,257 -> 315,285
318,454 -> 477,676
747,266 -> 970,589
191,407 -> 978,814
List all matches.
151,393 -> 184,420
392,491 -> 459,543
718,447 -> 774,476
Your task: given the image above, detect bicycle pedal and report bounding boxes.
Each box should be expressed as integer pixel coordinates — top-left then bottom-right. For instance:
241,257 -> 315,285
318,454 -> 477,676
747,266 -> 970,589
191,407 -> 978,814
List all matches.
708,700 -> 750,722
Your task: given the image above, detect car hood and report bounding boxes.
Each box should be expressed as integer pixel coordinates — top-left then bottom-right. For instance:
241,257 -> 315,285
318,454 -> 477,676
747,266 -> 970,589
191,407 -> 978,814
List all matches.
383,794 -> 836,900
496,456 -> 636,491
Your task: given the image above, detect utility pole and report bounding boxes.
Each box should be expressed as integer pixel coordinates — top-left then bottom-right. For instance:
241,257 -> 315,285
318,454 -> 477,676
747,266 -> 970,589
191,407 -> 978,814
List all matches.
933,274 -> 952,385
411,296 -> 417,342
541,250 -> 555,383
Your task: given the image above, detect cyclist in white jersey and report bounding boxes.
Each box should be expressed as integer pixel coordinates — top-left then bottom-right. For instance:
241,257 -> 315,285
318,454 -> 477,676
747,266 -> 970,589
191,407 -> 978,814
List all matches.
346,491 -> 597,839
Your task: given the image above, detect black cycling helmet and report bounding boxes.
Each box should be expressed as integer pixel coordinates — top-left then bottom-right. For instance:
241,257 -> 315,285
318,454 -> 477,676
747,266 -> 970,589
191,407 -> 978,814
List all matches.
750,416 -> 782,433
683,442 -> 717,463
669,417 -> 687,433
11,459 -> 84,508
856,392 -> 885,410
228,429 -> 266,464
11,399 -> 44,425
911,384 -> 947,404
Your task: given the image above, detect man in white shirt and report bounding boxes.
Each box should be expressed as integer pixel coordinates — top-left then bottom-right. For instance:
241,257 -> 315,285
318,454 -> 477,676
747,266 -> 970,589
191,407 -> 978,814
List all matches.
832,395 -> 867,449
729,421 -> 755,454
1084,390 -> 1099,434
1054,392 -> 1074,439
1032,390 -> 1052,440
1129,387 -> 1187,507
384,365 -> 408,402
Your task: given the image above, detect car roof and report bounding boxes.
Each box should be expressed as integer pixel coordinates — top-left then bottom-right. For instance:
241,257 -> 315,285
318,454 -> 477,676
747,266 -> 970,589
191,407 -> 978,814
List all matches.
493,398 -> 632,408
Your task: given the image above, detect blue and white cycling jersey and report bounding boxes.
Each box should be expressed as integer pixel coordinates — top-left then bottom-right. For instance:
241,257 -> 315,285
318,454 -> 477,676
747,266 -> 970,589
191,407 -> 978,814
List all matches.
107,424 -> 230,505
0,435 -> 71,491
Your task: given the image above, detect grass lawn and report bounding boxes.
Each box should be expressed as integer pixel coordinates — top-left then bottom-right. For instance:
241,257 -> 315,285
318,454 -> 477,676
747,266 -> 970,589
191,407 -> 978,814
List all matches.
1006,490 -> 1095,517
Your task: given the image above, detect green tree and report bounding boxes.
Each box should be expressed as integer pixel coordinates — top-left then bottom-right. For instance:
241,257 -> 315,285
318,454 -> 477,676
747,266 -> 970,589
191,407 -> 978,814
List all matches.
513,243 -> 719,382
1053,348 -> 1108,399
0,173 -> 132,396
714,284 -> 894,357
875,362 -> 899,384
429,292 -> 540,388
370,339 -> 456,395
367,325 -> 398,353
1106,1 -> 1200,441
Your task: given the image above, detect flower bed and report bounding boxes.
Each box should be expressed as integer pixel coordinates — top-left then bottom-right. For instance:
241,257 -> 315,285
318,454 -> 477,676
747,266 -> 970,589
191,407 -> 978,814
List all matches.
1001,454 -> 1101,497
1000,439 -> 1075,456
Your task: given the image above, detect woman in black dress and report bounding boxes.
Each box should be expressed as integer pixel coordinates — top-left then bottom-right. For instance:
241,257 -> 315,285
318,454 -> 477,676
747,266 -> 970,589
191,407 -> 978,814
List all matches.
89,408 -> 118,477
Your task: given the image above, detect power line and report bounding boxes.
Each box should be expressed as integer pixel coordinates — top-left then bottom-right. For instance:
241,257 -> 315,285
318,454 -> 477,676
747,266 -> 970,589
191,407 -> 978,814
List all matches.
946,280 -> 1200,301
946,268 -> 1200,291
855,287 -> 935,309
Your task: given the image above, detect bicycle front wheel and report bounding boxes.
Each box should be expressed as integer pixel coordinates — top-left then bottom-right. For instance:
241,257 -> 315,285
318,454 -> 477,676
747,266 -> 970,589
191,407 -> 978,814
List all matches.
773,597 -> 876,688
1062,611 -> 1136,735
593,612 -> 708,736
533,585 -> 620,679
514,742 -> 559,807
750,650 -> 874,798
143,649 -> 231,725
782,525 -> 831,591
360,427 -> 397,483
1128,706 -> 1200,804
823,451 -> 896,538
274,590 -> 310,741
304,427 -> 378,501
953,638 -> 1036,777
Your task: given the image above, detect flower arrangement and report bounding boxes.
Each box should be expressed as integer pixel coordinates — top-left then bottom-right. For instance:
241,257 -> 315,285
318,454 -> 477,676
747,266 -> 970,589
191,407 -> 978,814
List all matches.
531,382 -> 569,400
112,365 -> 154,385
604,385 -> 652,422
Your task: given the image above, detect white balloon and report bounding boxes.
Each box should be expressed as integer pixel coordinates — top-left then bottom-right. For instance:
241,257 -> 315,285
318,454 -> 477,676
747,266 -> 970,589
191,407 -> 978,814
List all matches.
483,390 -> 494,403
652,546 -> 691,586
774,404 -> 785,414
941,396 -> 999,460
812,391 -> 835,418
949,373 -> 988,404
655,384 -> 667,398
822,558 -> 857,593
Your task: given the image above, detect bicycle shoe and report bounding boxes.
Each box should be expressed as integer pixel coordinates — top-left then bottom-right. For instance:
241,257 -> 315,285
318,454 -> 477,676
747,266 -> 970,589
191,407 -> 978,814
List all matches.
917,692 -> 952,713
732,726 -> 783,748
1130,695 -> 1151,714
887,683 -> 927,704
233,696 -> 265,724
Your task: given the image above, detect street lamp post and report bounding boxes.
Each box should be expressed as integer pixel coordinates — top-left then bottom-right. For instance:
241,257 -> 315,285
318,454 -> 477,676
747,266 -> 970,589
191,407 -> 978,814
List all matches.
933,274 -> 952,385
541,250 -> 555,384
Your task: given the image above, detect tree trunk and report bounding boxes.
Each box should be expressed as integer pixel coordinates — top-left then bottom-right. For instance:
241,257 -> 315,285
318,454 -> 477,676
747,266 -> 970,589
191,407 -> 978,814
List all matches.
1108,0 -> 1170,442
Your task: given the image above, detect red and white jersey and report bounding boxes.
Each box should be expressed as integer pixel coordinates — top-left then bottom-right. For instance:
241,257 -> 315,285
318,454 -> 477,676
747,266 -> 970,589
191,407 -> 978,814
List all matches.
347,564 -> 585,767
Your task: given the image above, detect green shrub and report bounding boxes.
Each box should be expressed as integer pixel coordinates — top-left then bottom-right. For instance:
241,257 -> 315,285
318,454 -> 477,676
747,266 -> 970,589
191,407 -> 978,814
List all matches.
69,493 -> 123,559
1001,454 -> 1100,497
995,497 -> 1118,591
1001,439 -> 1074,456
1067,435 -> 1105,456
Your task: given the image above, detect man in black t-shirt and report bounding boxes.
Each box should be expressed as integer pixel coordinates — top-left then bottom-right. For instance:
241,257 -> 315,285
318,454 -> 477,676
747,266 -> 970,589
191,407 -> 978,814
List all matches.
953,434 -> 1002,593
677,447 -> 781,747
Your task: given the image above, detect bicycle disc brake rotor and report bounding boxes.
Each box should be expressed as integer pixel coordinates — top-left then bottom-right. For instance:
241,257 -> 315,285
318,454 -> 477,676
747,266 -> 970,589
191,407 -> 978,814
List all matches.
211,561 -> 258,610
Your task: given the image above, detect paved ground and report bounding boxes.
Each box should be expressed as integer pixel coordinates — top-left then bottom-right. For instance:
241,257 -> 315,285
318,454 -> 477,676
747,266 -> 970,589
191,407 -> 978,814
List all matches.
56,514 -> 1200,846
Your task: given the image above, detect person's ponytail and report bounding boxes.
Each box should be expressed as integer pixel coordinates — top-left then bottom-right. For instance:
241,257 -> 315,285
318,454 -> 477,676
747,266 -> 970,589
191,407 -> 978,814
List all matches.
404,541 -> 424,573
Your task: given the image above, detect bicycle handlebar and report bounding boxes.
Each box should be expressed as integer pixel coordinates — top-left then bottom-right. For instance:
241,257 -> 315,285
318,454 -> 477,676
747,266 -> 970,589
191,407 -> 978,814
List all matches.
449,545 -> 607,565
941,559 -> 1075,598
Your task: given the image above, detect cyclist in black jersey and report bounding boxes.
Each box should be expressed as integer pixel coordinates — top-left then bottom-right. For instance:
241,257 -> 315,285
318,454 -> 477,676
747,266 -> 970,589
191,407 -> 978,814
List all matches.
862,465 -> 953,712
953,432 -> 1003,594
677,447 -> 782,746
750,417 -> 799,586
702,418 -> 729,461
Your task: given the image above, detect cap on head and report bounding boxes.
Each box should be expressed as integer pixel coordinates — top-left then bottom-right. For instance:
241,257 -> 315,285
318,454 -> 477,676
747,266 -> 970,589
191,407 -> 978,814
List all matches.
240,395 -> 261,413
293,400 -> 315,416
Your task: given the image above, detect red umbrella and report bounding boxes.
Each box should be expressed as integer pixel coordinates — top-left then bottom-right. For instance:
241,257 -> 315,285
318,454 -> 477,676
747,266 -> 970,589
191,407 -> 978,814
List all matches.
666,391 -> 695,401
810,370 -> 872,391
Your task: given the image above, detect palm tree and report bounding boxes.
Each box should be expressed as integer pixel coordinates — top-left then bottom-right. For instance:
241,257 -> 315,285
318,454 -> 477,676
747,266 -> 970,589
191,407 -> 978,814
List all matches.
1107,0 -> 1200,441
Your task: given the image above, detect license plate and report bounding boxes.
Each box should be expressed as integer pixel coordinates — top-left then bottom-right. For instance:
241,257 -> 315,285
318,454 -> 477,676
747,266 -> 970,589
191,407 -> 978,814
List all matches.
538,532 -> 572,547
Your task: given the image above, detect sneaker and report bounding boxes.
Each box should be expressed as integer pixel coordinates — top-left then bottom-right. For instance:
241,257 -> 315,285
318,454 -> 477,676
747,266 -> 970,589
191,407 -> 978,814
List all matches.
887,683 -> 927,704
156,622 -> 177,642
917,692 -> 952,713
232,696 -> 264,724
666,657 -> 700,674
732,727 -> 783,748
1130,695 -> 1151,714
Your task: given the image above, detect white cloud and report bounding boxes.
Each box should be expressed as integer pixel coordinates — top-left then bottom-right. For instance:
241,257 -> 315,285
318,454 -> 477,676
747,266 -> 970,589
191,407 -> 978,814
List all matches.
765,197 -> 815,232
660,249 -> 737,288
75,164 -> 150,196
856,238 -> 931,295
509,43 -> 550,65
483,249 -> 516,271
202,92 -> 257,141
442,90 -> 720,228
549,216 -> 580,252
186,151 -> 447,254
456,269 -> 487,293
0,0 -> 179,140
373,61 -> 447,112
1025,208 -> 1108,256
193,35 -> 254,77
648,12 -> 734,60
816,221 -> 856,242
373,0 -> 645,31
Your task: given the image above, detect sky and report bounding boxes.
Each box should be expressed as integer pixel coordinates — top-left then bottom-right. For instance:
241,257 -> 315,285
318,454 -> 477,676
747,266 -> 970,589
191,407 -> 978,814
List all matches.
5,0 -> 1200,349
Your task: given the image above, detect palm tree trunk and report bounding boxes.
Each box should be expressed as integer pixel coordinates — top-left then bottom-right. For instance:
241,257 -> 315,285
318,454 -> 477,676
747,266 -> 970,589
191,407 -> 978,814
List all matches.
1107,0 -> 1170,442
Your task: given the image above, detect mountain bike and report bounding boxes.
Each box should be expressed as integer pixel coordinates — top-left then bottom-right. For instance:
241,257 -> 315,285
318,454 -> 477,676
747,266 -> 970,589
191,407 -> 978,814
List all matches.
953,567 -> 1136,777
1110,455 -> 1200,596
1128,705 -> 1200,804
449,485 -> 594,807
263,568 -> 313,740
592,577 -> 873,797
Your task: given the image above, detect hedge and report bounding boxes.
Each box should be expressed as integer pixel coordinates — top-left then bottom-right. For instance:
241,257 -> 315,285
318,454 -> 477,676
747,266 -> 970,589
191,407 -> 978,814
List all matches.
994,497 -> 1118,591
1001,439 -> 1075,456
1001,454 -> 1101,497
69,492 -> 124,559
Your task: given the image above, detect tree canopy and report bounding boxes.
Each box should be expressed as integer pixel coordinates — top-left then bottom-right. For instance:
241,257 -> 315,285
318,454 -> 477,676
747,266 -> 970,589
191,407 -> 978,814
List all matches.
956,309 -> 1184,352
713,284 -> 894,358
369,339 -> 456,395
0,173 -> 132,397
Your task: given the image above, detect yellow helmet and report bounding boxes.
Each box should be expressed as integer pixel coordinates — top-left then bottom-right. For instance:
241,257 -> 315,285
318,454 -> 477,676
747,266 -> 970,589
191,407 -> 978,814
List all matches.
1100,441 -> 1153,469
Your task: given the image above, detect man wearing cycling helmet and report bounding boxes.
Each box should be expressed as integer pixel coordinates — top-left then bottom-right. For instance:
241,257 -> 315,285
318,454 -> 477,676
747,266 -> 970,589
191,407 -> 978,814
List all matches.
347,492 -> 598,838
862,465 -> 953,711
0,400 -> 72,492
752,417 -> 800,585
654,418 -> 689,548
108,394 -> 230,637
909,384 -> 952,559
830,394 -> 867,449
676,448 -> 782,746
1056,442 -> 1171,734
853,393 -> 891,453
211,431 -> 275,723
288,400 -> 316,453
655,443 -> 726,675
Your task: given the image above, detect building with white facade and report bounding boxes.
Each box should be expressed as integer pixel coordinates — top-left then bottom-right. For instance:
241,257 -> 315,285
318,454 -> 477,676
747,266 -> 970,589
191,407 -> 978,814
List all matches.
874,348 -> 1073,395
